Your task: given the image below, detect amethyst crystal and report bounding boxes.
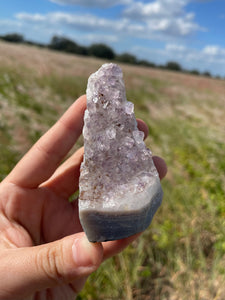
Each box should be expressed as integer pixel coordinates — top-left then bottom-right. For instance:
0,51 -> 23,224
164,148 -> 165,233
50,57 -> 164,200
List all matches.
79,63 -> 163,242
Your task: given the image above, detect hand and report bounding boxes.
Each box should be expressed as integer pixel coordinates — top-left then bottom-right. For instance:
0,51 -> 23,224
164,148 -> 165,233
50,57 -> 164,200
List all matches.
0,95 -> 167,300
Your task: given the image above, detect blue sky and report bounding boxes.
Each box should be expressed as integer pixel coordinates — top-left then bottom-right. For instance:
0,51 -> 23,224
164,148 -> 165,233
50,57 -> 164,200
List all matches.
0,0 -> 225,76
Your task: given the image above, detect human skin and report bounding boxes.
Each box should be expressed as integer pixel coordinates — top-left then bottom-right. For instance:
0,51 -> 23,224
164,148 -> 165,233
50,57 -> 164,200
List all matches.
0,95 -> 167,300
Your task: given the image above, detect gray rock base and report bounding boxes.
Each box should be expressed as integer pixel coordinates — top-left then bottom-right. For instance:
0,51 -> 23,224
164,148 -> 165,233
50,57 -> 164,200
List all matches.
80,184 -> 163,242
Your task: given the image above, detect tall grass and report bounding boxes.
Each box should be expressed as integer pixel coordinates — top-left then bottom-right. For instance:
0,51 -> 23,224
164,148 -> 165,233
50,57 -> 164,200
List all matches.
0,41 -> 225,299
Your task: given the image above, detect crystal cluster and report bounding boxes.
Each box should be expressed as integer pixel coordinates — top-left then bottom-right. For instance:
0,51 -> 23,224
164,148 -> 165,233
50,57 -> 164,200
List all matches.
79,63 -> 163,242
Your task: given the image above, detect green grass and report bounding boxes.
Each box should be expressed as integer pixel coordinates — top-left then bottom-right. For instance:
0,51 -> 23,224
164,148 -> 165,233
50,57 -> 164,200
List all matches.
0,125 -> 19,181
0,41 -> 225,299
37,73 -> 87,100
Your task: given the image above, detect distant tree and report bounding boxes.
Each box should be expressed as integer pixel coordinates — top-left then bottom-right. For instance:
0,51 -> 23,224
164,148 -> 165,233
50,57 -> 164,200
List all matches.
202,71 -> 211,77
88,43 -> 115,59
25,40 -> 45,48
165,61 -> 182,71
1,33 -> 24,43
116,53 -> 137,64
49,36 -> 87,55
190,69 -> 200,76
137,59 -> 156,68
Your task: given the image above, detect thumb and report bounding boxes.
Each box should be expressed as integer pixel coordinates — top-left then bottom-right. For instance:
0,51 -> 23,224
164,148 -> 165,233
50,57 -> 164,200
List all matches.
0,233 -> 103,299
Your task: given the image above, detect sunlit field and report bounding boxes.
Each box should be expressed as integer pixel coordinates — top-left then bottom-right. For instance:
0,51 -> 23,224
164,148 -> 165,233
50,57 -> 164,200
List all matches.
0,40 -> 225,300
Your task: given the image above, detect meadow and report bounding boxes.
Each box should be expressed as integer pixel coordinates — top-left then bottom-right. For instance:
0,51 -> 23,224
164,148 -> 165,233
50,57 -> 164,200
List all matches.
0,40 -> 225,300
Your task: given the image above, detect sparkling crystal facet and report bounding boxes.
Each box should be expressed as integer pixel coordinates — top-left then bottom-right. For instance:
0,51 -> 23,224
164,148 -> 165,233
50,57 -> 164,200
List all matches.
79,63 -> 163,242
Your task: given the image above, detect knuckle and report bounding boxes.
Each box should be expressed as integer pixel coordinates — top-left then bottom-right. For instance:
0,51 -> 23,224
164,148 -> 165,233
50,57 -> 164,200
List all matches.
37,243 -> 65,285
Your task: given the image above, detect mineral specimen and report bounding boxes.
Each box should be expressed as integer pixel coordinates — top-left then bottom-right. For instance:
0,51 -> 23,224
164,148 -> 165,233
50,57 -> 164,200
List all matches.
79,63 -> 163,242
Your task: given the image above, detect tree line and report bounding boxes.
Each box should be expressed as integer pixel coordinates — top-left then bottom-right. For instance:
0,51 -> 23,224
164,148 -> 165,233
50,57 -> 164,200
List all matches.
0,33 -> 216,78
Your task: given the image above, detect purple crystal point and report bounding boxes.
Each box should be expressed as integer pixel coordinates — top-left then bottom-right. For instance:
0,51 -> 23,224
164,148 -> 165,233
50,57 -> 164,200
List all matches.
79,63 -> 163,242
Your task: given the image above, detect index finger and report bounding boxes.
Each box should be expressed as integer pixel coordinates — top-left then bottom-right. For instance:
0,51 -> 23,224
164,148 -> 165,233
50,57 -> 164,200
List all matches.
6,95 -> 86,188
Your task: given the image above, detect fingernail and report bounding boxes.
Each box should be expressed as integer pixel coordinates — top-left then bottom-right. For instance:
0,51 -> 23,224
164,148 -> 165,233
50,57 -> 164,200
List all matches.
72,235 -> 95,268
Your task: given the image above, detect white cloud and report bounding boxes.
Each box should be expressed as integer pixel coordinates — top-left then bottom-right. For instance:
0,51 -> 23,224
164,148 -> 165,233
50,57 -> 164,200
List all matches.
123,0 -> 204,37
15,11 -> 159,40
49,0 -> 131,8
0,19 -> 23,33
79,33 -> 119,44
146,14 -> 201,36
15,8 -> 203,42
16,13 -> 46,22
16,12 -> 126,32
165,44 -> 188,52
124,0 -> 188,19
202,45 -> 225,57
30,0 -> 205,39
165,43 -> 199,62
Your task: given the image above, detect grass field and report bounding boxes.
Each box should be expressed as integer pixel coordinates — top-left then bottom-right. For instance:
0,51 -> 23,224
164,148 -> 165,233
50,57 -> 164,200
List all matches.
0,40 -> 225,300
